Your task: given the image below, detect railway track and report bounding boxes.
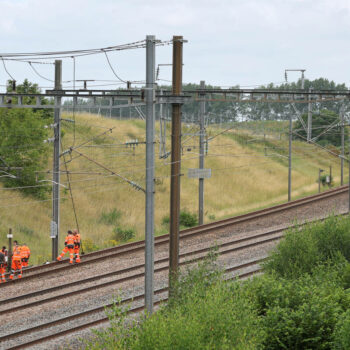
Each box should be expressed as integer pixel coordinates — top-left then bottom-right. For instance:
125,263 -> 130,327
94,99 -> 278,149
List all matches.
0,225 -> 282,313
0,260 -> 264,350
3,184 -> 349,283
1,186 -> 349,349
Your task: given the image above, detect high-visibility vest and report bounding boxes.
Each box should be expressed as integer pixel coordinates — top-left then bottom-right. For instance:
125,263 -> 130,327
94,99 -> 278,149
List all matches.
20,245 -> 30,259
65,235 -> 75,246
12,246 -> 22,261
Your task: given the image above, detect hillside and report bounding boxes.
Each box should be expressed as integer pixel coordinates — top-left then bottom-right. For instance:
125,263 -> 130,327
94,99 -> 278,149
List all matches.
0,113 -> 344,264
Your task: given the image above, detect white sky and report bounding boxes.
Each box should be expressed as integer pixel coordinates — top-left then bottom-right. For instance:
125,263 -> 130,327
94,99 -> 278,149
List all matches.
1,0 -> 350,90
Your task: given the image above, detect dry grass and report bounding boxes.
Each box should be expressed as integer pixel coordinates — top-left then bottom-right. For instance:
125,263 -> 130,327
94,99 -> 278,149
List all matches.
0,113 -> 344,263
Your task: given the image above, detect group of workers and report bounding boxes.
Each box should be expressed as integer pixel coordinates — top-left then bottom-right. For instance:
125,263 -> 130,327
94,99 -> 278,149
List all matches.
57,229 -> 81,264
0,242 -> 31,282
0,229 -> 82,283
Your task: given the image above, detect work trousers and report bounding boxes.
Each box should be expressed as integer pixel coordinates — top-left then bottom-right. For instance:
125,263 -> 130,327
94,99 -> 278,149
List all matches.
0,264 -> 5,283
74,245 -> 81,263
57,245 -> 74,263
10,260 -> 22,279
21,258 -> 29,267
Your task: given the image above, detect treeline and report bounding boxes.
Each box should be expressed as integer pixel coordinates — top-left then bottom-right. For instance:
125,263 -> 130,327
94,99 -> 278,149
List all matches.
63,78 -> 350,125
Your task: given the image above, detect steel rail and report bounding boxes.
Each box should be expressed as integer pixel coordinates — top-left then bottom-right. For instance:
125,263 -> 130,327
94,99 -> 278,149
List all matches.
1,261 -> 263,350
0,227 -> 282,312
3,185 -> 348,283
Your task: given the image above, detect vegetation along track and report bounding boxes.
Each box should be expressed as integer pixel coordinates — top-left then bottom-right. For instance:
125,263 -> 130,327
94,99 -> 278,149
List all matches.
4,184 -> 349,283
0,260 -> 263,350
1,185 -> 349,349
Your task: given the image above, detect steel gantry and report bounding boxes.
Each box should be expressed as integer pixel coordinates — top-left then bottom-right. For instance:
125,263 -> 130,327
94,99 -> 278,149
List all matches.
1,87 -> 350,110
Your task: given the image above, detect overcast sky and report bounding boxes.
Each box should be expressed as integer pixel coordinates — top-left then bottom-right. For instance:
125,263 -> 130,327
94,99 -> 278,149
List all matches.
1,0 -> 350,90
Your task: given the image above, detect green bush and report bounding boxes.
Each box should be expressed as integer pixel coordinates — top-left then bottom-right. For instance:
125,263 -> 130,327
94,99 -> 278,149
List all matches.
99,209 -> 122,225
179,209 -> 198,228
161,214 -> 170,227
113,226 -> 135,242
247,267 -> 350,350
83,238 -> 100,252
85,253 -> 265,350
162,210 -> 198,229
333,310 -> 350,350
263,215 -> 350,278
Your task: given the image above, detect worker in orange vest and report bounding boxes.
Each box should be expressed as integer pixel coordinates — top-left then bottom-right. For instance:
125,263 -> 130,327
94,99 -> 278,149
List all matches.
73,229 -> 81,263
9,241 -> 22,280
0,250 -> 6,283
57,230 -> 75,264
20,244 -> 31,268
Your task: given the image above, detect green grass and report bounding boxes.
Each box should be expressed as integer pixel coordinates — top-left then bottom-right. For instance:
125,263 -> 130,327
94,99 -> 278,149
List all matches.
0,115 -> 345,264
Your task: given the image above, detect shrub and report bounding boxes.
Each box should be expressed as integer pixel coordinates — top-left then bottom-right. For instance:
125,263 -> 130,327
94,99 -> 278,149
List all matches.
161,210 -> 198,229
113,226 -> 135,242
208,214 -> 216,221
333,310 -> 350,350
99,209 -> 122,226
85,252 -> 265,350
248,268 -> 350,350
263,215 -> 350,278
179,209 -> 198,228
161,214 -> 170,227
83,238 -> 100,252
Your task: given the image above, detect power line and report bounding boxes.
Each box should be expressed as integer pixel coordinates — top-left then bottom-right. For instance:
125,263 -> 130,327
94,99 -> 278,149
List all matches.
1,57 -> 15,80
102,50 -> 127,83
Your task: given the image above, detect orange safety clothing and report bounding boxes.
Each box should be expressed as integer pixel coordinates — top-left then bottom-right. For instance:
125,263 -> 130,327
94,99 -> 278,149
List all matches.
10,246 -> 22,279
12,246 -> 22,261
57,234 -> 75,263
65,234 -> 75,248
0,264 -> 5,283
20,245 -> 31,267
74,233 -> 81,263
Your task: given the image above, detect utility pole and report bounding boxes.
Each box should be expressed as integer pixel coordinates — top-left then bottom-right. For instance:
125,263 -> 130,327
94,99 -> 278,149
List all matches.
169,36 -> 183,295
288,114 -> 292,201
307,87 -> 312,142
52,60 -> 62,260
7,228 -> 12,273
145,35 -> 156,314
341,106 -> 345,185
198,81 -> 205,225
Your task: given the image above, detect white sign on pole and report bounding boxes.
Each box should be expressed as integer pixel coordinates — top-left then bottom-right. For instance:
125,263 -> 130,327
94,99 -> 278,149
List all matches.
188,168 -> 212,179
50,221 -> 58,239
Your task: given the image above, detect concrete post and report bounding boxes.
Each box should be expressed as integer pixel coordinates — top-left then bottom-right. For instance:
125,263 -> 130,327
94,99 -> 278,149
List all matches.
52,60 -> 62,260
145,35 -> 156,314
199,81 -> 205,225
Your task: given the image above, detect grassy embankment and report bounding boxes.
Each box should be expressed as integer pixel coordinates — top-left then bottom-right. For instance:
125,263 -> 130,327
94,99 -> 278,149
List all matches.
0,114 -> 344,264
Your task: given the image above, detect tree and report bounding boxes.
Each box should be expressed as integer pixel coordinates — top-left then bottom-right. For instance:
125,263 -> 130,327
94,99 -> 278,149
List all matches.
0,80 -> 51,197
6,79 -> 53,119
